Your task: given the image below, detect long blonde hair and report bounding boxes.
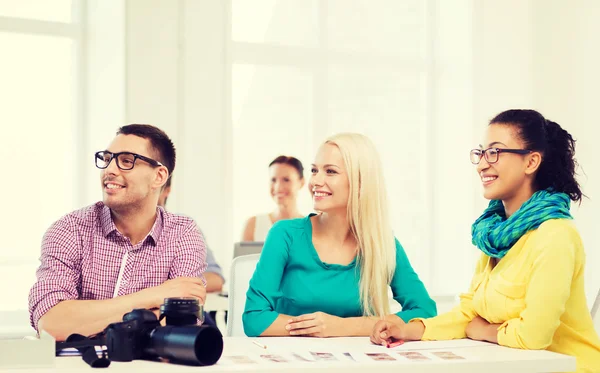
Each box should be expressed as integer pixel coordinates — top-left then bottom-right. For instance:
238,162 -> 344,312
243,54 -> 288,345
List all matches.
325,133 -> 396,317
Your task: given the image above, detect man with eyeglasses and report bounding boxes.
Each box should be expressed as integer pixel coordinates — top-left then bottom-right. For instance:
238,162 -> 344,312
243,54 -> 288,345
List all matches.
28,124 -> 207,341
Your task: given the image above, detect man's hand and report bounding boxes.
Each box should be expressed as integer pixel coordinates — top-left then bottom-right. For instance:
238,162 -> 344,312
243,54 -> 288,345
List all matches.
286,312 -> 342,338
370,319 -> 424,346
144,277 -> 206,308
465,316 -> 499,343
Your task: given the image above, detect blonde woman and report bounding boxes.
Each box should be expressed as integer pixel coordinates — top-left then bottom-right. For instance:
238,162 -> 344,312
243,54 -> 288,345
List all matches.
242,133 -> 436,337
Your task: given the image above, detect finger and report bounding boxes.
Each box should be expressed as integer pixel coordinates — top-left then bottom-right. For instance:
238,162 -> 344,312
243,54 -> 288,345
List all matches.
372,321 -> 388,333
377,332 -> 392,346
386,325 -> 405,340
287,319 -> 318,331
290,326 -> 322,336
288,313 -> 316,323
190,290 -> 207,303
370,333 -> 385,345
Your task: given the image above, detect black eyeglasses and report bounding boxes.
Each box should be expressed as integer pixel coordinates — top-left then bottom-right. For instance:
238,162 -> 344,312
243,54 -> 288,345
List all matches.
95,151 -> 164,170
470,147 -> 532,165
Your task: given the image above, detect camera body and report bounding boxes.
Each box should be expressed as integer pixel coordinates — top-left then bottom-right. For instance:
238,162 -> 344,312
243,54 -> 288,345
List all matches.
104,298 -> 223,366
105,308 -> 160,361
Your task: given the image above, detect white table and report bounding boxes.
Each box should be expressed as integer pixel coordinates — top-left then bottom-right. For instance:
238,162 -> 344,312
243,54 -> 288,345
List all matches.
204,293 -> 228,313
4,337 -> 576,372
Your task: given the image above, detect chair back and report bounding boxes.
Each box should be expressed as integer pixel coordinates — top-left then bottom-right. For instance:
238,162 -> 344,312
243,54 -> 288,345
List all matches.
226,254 -> 260,337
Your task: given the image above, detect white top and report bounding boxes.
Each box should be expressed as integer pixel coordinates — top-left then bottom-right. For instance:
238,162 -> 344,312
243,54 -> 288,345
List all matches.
253,213 -> 273,241
20,337 -> 576,372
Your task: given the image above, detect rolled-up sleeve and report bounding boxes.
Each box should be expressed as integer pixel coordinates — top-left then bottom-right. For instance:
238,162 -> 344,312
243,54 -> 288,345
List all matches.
169,222 -> 208,285
242,222 -> 290,337
28,217 -> 82,332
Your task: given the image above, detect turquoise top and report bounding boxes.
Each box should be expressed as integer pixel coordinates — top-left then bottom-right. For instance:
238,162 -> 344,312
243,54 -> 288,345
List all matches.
242,214 -> 437,337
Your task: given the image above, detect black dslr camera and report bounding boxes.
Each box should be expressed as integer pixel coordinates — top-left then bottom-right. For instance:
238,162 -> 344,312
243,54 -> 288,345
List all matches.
104,298 -> 223,366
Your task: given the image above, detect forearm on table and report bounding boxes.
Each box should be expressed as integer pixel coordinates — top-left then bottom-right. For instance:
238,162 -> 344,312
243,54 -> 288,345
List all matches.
38,289 -> 155,341
336,314 -> 404,337
259,314 -> 295,336
204,272 -> 224,293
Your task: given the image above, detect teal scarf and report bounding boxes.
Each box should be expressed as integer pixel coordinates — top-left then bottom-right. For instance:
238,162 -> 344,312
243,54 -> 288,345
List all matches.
471,189 -> 572,258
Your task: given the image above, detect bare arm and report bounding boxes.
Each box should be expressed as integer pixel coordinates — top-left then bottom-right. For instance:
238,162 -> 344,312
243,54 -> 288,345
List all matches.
258,314 -> 295,336
39,290 -> 153,341
241,216 -> 256,241
264,313 -> 403,337
205,272 -> 224,293
39,277 -> 206,341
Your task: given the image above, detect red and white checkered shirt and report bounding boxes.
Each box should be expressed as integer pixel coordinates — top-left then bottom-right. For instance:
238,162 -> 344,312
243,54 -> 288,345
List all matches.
28,202 -> 207,331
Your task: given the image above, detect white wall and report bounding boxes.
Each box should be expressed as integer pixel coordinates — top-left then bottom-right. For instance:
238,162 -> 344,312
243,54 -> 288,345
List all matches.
530,0 -> 600,305
121,0 -> 599,302
0,0 -> 597,317
471,0 -> 600,305
125,0 -> 233,282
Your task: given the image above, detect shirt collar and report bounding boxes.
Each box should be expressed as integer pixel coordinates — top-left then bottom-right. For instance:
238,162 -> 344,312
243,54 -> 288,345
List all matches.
100,204 -> 118,238
100,204 -> 164,246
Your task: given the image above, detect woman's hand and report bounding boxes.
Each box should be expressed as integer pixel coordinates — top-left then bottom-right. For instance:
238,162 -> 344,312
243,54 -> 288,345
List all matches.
370,319 -> 425,346
465,316 -> 499,343
286,312 -> 342,337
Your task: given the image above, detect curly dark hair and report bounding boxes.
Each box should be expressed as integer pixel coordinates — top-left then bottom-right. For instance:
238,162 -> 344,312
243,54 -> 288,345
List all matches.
489,109 -> 582,202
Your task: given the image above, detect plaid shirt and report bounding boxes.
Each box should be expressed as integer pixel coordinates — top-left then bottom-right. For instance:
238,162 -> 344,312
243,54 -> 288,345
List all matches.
28,202 -> 207,331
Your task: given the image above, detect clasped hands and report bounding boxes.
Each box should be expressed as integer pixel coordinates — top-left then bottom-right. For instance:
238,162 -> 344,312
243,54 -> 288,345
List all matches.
285,311 -> 341,337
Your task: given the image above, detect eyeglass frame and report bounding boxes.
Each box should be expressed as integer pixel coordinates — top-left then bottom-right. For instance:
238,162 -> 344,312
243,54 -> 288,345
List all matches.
470,147 -> 532,165
95,150 -> 164,170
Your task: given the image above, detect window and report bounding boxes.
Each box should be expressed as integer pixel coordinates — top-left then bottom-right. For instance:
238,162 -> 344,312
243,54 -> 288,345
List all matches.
0,1 -> 82,311
229,0 -> 434,283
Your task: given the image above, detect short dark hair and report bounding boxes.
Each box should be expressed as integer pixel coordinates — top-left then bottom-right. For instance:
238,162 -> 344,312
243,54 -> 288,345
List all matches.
269,155 -> 304,179
116,124 -> 176,176
489,109 -> 583,202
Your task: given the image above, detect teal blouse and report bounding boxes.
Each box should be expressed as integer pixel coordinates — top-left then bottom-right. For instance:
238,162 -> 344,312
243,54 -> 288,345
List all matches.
242,214 -> 437,337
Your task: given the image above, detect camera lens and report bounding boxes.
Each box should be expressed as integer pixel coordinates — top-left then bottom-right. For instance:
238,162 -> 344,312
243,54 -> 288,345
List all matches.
160,297 -> 204,326
147,325 -> 224,366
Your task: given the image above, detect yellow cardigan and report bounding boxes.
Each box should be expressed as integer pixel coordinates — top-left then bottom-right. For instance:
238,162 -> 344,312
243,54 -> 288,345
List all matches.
417,219 -> 600,373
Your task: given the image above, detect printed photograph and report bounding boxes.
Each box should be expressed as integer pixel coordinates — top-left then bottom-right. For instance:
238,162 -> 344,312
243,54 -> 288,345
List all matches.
309,351 -> 338,361
260,354 -> 289,363
366,352 -> 396,361
432,351 -> 465,360
224,355 -> 257,364
398,351 -> 430,361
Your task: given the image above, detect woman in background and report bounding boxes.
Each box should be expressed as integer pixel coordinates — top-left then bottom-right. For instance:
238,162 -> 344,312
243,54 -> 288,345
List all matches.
371,109 -> 600,373
243,133 -> 436,337
241,155 -> 305,241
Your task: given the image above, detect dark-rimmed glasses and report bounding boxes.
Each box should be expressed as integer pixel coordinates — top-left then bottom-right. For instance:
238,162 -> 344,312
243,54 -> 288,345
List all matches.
470,148 -> 532,165
95,151 -> 164,170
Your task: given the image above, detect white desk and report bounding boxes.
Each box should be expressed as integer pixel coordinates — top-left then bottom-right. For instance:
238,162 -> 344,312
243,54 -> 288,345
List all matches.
5,337 -> 575,372
204,293 -> 228,313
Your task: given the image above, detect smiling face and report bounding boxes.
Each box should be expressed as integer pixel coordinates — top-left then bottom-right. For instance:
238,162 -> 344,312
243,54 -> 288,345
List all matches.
309,143 -> 350,213
100,134 -> 166,212
476,124 -> 536,201
269,163 -> 304,205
